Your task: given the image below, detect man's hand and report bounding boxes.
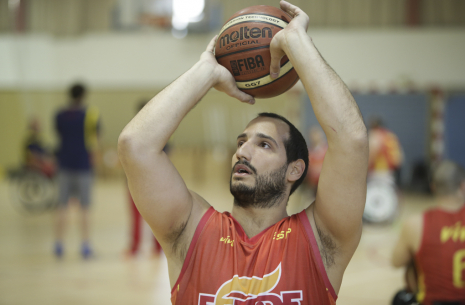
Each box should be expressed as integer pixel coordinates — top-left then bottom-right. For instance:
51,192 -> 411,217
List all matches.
201,36 -> 255,105
269,0 -> 310,78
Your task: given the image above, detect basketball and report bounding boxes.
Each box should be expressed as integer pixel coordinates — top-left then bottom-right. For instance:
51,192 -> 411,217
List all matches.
215,6 -> 299,99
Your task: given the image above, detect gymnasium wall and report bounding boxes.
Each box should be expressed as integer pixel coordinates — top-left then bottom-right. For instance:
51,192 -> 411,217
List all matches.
444,94 -> 465,169
1,29 -> 465,90
1,29 -> 465,176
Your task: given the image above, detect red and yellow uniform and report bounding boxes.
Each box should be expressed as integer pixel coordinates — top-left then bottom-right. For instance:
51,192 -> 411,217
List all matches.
369,128 -> 402,173
415,205 -> 465,304
171,207 -> 336,305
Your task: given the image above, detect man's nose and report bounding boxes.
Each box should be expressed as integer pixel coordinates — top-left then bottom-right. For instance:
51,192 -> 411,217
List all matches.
235,141 -> 252,161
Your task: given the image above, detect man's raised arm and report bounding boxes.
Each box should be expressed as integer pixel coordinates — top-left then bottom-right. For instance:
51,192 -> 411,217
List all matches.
269,0 -> 368,289
117,37 -> 254,251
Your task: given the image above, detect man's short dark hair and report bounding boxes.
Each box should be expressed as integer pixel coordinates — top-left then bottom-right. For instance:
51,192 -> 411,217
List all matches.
257,112 -> 309,195
69,83 -> 86,100
432,160 -> 465,196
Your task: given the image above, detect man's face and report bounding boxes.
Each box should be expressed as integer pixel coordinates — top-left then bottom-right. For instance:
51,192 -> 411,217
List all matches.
230,117 -> 290,208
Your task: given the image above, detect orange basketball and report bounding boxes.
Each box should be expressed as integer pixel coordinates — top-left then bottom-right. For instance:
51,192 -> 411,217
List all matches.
215,5 -> 299,99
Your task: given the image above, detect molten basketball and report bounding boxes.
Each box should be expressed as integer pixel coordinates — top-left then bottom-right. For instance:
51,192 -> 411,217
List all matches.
215,5 -> 299,99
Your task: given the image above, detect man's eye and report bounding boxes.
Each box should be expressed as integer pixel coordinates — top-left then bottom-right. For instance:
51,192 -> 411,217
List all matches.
261,142 -> 270,148
237,141 -> 244,147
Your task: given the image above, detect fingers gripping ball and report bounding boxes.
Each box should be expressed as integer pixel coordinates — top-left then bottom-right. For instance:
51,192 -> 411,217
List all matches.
215,6 -> 299,99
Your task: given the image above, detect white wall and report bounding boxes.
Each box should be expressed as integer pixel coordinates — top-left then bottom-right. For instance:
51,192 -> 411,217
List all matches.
1,29 -> 465,90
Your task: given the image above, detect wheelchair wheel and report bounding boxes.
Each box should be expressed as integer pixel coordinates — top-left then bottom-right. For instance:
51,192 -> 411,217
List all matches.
9,169 -> 58,214
363,178 -> 399,224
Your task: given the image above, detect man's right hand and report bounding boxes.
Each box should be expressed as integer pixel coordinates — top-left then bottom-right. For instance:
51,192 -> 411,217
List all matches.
269,0 -> 310,79
200,36 -> 255,105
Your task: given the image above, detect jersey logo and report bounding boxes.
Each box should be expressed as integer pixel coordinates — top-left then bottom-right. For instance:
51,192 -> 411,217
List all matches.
198,263 -> 303,305
220,236 -> 234,247
441,221 -> 465,243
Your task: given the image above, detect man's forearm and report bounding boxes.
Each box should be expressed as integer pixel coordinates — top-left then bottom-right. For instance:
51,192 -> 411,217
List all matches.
284,29 -> 366,143
119,60 -> 216,154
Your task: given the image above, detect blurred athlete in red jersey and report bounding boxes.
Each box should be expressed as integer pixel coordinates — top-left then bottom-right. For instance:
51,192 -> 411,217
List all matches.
392,160 -> 465,305
306,126 -> 327,196
118,1 -> 368,304
363,117 -> 403,223
368,117 -> 403,184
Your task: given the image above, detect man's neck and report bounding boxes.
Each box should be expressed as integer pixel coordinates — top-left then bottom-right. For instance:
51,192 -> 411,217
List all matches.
231,204 -> 289,239
437,194 -> 465,212
69,100 -> 84,109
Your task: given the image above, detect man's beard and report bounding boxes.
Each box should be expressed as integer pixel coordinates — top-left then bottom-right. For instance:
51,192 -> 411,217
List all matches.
230,160 -> 288,209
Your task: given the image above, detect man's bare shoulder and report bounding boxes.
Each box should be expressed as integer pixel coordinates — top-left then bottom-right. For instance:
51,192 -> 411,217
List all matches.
189,190 -> 212,212
403,213 -> 423,232
401,213 -> 424,253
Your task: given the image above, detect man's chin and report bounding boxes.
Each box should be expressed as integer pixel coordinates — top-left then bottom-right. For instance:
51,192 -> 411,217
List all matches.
230,179 -> 255,193
231,178 -> 254,187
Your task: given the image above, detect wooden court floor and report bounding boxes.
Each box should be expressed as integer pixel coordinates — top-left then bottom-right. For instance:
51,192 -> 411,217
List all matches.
0,157 -> 436,305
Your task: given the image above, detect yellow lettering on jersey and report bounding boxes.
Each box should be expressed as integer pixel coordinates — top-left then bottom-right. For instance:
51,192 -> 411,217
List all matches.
219,236 -> 234,247
441,222 -> 465,243
273,228 -> 292,240
453,249 -> 465,288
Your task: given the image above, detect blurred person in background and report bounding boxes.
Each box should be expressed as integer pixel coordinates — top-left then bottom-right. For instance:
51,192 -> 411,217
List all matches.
392,160 -> 465,305
54,83 -> 100,259
23,117 -> 55,178
305,126 -> 327,197
363,117 -> 403,224
124,101 -> 163,258
118,1 -> 368,303
368,116 -> 403,185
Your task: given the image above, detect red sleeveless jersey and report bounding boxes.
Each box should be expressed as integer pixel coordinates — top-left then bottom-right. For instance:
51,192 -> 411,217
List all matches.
415,205 -> 465,304
171,207 -> 337,305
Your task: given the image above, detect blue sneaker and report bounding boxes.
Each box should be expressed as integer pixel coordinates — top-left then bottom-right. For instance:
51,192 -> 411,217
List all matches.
81,242 -> 93,259
54,242 -> 63,258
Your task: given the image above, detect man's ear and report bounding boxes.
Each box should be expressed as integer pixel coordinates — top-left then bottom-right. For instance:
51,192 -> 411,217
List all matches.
287,159 -> 305,182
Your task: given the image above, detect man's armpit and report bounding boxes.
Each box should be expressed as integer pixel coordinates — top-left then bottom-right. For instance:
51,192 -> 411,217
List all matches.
168,219 -> 190,261
316,224 -> 339,269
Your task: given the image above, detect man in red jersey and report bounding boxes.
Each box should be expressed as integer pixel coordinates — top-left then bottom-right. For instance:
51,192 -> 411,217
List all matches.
392,160 -> 465,305
118,1 -> 368,304
368,116 -> 403,184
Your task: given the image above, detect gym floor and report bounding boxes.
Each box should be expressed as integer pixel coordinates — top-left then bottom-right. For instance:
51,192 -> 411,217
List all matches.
0,149 -> 435,305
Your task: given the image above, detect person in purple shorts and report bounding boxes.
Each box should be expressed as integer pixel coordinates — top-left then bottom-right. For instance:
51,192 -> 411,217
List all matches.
54,83 -> 100,259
